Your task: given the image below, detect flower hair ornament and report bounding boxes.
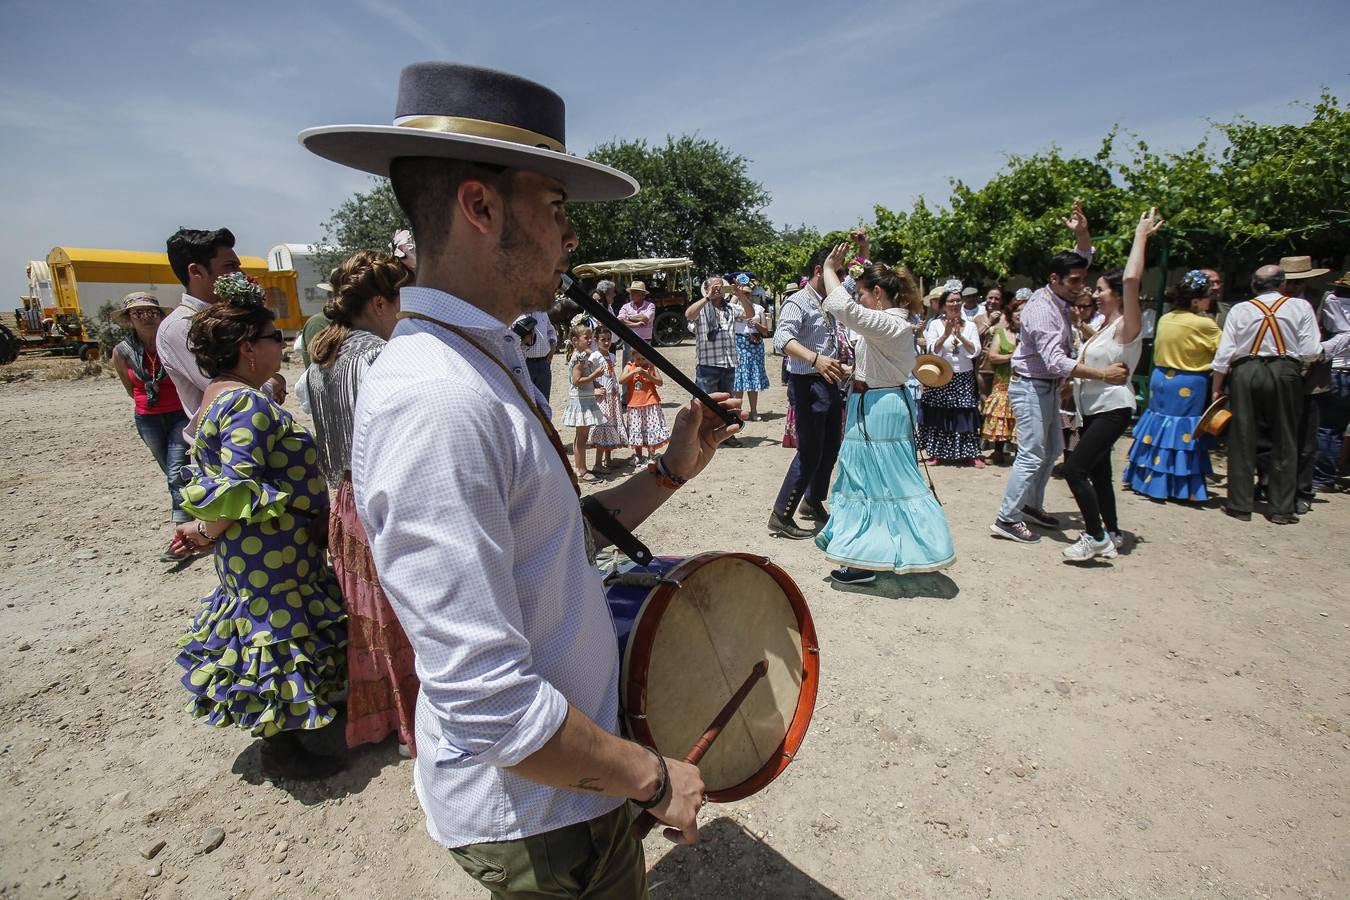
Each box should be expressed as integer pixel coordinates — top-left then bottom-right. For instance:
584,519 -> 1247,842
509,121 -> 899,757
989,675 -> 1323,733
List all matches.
214,273 -> 267,308
1180,270 -> 1211,294
391,229 -> 416,259
942,278 -> 963,295
1014,287 -> 1033,302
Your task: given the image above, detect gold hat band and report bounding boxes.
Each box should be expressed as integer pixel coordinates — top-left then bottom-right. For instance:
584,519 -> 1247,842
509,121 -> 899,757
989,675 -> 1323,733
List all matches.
395,115 -> 566,153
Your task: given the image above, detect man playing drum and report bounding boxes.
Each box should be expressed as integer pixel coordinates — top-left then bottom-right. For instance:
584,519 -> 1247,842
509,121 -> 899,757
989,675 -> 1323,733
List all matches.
302,63 -> 744,897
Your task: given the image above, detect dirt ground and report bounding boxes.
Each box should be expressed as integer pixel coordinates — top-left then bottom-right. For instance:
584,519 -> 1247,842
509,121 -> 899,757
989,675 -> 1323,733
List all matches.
1,345 -> 1347,900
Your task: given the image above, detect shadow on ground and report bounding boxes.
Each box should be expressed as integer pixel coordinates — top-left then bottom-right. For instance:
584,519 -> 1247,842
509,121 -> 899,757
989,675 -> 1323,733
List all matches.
648,817 -> 842,899
826,570 -> 960,600
230,726 -> 406,805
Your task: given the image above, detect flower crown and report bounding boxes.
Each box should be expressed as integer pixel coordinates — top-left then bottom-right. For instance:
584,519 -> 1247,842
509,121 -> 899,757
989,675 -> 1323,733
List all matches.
942,278 -> 963,295
214,273 -> 267,308
1180,270 -> 1211,294
1014,287 -> 1033,302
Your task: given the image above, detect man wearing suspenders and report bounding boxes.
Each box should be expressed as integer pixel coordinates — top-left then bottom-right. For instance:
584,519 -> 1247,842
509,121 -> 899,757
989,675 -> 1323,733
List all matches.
1211,265 -> 1322,523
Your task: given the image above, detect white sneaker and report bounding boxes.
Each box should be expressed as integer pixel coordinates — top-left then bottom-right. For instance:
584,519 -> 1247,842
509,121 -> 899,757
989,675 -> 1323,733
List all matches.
1062,532 -> 1118,562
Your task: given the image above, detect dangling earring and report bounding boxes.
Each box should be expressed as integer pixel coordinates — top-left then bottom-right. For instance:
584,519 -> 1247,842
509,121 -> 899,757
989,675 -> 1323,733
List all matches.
250,358 -> 256,373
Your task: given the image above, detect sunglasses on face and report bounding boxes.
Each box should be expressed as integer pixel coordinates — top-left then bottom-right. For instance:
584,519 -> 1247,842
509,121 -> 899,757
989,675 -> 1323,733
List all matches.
254,331 -> 286,344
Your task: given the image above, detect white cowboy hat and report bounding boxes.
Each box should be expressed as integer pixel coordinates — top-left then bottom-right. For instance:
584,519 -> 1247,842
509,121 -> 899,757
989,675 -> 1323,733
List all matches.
627,281 -> 650,294
299,63 -> 638,203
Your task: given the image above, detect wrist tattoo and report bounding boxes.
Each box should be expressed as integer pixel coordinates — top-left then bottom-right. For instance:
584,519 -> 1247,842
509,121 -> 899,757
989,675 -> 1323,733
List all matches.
570,777 -> 605,793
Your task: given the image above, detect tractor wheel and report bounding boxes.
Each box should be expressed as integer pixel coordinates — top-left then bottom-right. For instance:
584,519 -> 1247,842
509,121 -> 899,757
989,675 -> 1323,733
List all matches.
79,343 -> 101,362
0,323 -> 19,365
653,310 -> 689,347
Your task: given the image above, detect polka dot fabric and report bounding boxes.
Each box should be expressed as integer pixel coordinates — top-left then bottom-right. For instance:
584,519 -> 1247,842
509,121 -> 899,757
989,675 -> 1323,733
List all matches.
176,387 -> 347,737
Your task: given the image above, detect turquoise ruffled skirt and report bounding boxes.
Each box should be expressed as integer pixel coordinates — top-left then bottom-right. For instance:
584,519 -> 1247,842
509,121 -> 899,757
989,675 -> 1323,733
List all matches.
1122,367 -> 1213,501
815,388 -> 956,573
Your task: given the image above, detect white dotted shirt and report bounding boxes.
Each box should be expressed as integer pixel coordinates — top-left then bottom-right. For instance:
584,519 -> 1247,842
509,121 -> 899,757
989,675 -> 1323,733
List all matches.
351,287 -> 622,849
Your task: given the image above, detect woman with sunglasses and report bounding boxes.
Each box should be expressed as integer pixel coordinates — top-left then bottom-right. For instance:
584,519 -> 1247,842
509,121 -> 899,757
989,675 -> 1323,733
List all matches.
171,274 -> 347,780
110,292 -> 191,561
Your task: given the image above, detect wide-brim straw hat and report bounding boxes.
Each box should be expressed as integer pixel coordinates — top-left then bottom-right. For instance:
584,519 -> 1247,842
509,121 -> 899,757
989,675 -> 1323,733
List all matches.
1196,395 -> 1232,438
113,291 -> 171,327
299,63 -> 638,202
913,353 -> 954,388
627,281 -> 650,295
1279,256 -> 1330,280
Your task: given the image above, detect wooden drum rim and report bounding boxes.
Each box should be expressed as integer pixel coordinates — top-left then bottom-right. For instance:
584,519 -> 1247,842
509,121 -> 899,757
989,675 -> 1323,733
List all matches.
621,551 -> 819,803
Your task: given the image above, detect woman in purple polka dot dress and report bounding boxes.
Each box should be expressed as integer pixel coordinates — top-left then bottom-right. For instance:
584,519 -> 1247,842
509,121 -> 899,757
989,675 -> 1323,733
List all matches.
171,276 -> 347,780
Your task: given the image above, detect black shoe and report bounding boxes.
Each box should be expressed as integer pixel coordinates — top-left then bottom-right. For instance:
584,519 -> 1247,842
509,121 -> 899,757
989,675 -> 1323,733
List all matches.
261,732 -> 345,781
1295,498 -> 1312,515
1021,506 -> 1060,529
1222,506 -> 1251,521
767,511 -> 813,540
830,567 -> 875,585
1254,486 -> 1269,503
1265,512 -> 1299,525
800,500 -> 830,522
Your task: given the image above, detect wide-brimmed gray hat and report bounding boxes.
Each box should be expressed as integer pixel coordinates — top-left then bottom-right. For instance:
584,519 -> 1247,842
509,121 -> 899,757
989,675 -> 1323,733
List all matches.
113,292 -> 172,327
298,63 -> 638,202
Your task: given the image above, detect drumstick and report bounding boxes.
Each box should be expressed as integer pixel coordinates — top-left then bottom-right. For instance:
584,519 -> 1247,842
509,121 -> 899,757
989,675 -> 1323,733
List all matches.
633,659 -> 769,840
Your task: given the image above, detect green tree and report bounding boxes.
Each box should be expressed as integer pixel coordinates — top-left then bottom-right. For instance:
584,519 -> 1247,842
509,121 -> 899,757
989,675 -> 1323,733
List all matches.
314,178 -> 407,276
742,224 -> 822,294
566,136 -> 775,276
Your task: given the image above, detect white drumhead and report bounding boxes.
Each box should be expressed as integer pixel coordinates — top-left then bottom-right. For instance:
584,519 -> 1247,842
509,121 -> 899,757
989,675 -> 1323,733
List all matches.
637,556 -> 805,793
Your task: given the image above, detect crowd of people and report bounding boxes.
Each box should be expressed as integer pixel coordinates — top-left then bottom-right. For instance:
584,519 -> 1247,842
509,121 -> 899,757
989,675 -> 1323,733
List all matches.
103,62 -> 1349,899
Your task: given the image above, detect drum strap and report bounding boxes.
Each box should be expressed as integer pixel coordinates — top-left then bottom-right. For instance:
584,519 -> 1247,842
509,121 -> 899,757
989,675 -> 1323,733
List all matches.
399,310 -> 580,495
398,310 -> 652,564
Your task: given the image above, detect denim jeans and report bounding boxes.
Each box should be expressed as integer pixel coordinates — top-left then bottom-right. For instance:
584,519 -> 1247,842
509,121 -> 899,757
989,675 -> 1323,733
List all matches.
996,376 -> 1063,523
134,410 -> 190,522
1314,370 -> 1350,488
695,364 -> 736,395
525,355 -> 552,406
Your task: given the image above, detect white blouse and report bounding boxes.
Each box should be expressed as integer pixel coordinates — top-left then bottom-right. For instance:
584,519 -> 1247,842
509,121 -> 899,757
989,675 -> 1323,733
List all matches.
1073,316 -> 1142,416
922,317 -> 981,373
821,285 -> 917,388
734,303 -> 768,335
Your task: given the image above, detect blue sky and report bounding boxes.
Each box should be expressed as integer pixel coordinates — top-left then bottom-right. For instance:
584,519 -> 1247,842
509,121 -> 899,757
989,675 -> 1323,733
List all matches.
2,0 -> 1347,302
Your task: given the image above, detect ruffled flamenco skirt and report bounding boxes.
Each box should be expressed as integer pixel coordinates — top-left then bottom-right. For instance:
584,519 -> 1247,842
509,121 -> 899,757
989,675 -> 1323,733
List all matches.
918,371 -> 982,460
816,388 -> 956,574
331,478 -> 418,753
176,520 -> 347,738
1122,367 -> 1213,501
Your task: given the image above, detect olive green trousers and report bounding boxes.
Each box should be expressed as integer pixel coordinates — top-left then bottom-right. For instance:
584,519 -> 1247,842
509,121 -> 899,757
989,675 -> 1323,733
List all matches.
449,803 -> 648,899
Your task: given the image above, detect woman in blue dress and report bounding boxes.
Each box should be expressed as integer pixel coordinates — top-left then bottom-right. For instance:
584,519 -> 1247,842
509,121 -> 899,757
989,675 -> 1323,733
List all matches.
814,244 -> 956,584
730,274 -> 772,419
171,275 -> 347,780
1122,270 -> 1223,501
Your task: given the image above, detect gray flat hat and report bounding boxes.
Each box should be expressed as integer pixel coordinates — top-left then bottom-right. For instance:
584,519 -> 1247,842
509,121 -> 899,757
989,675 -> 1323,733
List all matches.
299,63 -> 638,202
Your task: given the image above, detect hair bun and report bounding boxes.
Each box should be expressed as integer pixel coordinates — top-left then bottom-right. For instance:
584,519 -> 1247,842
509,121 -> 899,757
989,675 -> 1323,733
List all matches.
214,273 -> 267,309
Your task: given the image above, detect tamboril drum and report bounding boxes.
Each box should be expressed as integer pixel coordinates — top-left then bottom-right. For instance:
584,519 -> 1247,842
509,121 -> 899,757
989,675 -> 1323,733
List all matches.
605,553 -> 819,802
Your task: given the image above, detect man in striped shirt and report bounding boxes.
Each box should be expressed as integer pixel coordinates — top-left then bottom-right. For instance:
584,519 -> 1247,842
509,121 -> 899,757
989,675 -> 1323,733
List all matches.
991,203 -> 1129,543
